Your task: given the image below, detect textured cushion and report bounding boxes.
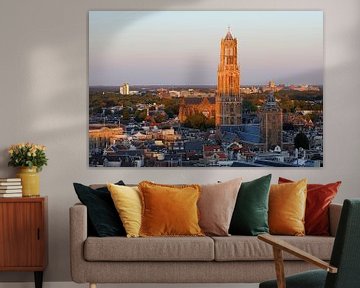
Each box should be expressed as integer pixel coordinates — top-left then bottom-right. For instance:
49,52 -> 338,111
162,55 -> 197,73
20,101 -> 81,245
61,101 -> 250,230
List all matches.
139,181 -> 203,236
260,269 -> 327,288
198,178 -> 242,236
73,181 -> 126,237
269,179 -> 307,236
212,236 -> 334,261
229,174 -> 271,236
279,177 -> 341,236
107,184 -> 142,238
84,236 -> 214,261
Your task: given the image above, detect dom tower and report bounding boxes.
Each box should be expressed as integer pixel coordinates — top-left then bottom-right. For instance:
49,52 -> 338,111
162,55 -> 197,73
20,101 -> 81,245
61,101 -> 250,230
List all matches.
216,28 -> 242,126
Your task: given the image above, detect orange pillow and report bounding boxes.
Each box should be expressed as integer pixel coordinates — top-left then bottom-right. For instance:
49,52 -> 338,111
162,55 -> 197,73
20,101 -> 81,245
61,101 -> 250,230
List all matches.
279,177 -> 341,236
269,179 -> 307,236
138,181 -> 204,237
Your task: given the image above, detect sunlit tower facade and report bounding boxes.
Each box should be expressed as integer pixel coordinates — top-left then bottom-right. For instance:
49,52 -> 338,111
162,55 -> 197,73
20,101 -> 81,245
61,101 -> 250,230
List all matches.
215,28 -> 242,126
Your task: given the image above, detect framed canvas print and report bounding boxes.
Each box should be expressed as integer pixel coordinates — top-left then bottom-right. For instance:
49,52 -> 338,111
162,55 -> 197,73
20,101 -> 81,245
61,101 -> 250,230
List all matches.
89,11 -> 323,168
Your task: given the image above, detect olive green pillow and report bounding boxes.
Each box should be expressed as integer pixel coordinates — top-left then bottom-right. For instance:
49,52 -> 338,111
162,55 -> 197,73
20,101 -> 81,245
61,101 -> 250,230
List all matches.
229,174 -> 272,236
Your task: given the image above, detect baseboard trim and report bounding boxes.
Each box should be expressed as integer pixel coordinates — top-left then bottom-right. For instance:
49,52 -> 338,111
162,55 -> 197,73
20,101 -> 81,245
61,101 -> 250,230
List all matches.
0,282 -> 259,288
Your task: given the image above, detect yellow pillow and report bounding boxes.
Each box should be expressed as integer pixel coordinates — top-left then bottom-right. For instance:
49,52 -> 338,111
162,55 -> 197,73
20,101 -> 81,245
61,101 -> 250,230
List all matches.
269,179 -> 307,236
138,181 -> 204,237
107,183 -> 142,238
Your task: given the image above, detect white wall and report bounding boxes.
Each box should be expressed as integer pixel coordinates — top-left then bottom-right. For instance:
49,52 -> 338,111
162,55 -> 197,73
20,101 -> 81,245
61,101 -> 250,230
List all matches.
0,0 -> 359,283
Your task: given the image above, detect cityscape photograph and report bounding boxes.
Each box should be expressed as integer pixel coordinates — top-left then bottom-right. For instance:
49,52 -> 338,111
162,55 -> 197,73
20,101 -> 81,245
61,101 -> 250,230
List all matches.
89,11 -> 323,167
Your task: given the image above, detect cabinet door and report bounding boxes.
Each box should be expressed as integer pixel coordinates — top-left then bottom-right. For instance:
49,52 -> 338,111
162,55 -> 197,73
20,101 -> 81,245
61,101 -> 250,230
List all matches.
0,202 -> 44,268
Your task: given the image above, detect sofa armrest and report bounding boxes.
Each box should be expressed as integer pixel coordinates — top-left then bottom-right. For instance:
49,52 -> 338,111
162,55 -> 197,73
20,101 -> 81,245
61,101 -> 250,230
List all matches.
69,203 -> 88,283
329,203 -> 342,237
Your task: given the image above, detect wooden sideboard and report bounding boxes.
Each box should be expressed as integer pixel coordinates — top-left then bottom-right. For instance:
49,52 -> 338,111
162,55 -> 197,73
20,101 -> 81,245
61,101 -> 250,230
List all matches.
0,197 -> 48,288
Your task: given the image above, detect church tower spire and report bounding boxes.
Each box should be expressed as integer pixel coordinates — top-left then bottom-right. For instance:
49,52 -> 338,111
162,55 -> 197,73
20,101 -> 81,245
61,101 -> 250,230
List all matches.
259,91 -> 283,151
215,28 -> 242,126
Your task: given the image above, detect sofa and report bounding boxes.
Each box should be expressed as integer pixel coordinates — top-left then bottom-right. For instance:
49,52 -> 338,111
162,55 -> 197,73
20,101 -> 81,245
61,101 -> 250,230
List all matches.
70,201 -> 342,287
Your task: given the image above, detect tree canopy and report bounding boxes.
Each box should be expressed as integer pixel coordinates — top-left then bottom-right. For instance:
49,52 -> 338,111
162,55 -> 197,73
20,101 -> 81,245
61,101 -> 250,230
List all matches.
183,113 -> 215,131
294,132 -> 309,149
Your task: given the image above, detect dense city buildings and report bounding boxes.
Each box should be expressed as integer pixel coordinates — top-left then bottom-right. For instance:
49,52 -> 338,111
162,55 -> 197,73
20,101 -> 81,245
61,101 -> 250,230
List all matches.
89,29 -> 323,167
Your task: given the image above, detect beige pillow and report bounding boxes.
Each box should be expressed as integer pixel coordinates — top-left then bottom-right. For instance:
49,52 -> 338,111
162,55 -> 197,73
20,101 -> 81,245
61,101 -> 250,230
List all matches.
198,178 -> 242,236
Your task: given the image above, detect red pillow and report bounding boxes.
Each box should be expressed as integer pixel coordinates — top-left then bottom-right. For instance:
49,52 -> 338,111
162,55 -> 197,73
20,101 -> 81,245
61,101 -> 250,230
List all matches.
278,177 -> 341,236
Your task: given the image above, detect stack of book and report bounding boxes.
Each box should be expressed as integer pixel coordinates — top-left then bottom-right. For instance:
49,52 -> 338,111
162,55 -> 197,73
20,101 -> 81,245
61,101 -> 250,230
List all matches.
0,178 -> 22,197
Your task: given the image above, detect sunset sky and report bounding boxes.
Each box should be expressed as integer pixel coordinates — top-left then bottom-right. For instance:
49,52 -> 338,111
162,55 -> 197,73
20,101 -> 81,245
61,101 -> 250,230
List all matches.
89,11 -> 323,86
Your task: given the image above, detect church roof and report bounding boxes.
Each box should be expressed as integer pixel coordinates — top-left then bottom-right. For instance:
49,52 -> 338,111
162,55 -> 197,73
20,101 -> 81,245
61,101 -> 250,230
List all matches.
221,125 -> 261,144
237,125 -> 261,144
225,31 -> 233,40
183,97 -> 215,105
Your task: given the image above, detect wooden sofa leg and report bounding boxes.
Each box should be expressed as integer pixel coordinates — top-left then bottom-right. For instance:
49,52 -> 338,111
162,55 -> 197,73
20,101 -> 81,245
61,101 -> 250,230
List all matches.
89,283 -> 97,288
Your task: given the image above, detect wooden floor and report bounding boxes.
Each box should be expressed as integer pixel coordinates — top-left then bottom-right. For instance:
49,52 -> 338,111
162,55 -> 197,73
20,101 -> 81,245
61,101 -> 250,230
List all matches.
0,283 -> 259,288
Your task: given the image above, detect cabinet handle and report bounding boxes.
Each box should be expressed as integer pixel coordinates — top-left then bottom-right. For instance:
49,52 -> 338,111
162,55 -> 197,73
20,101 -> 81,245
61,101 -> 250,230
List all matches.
37,228 -> 40,240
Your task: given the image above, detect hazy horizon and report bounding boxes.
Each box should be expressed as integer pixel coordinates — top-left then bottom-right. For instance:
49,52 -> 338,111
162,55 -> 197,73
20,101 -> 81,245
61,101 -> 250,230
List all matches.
89,11 -> 323,86
89,83 -> 323,88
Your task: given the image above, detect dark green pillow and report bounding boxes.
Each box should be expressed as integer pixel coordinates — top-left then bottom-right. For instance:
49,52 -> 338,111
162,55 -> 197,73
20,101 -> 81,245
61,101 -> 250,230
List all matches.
73,181 -> 126,237
229,174 -> 272,236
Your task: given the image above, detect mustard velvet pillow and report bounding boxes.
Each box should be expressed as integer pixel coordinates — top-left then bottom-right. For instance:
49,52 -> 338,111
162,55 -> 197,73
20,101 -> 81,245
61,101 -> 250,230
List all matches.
269,179 -> 307,236
138,181 -> 204,237
107,183 -> 142,238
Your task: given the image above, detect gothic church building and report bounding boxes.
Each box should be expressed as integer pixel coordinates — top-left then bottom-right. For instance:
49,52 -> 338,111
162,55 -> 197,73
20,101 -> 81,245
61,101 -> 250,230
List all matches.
179,29 -> 242,125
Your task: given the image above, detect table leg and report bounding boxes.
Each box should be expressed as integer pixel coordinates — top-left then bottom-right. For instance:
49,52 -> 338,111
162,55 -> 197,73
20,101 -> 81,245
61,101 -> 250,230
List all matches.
34,271 -> 43,288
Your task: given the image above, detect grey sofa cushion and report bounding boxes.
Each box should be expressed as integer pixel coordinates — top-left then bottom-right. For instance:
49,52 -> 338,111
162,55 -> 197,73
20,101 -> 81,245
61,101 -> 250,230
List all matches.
84,236 -> 214,261
212,236 -> 334,261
